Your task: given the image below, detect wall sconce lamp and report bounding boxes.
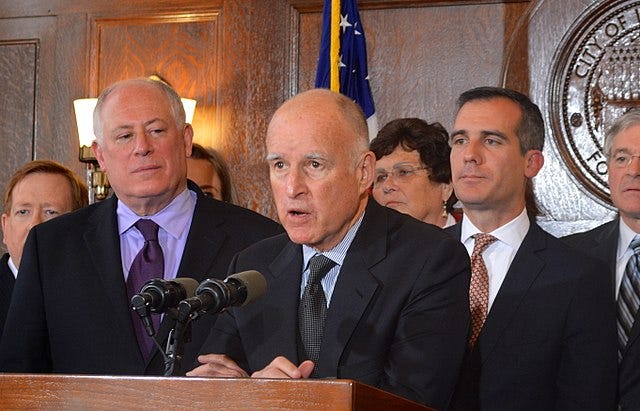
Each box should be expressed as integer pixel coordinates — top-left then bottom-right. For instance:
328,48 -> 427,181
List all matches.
73,98 -> 109,204
73,85 -> 196,204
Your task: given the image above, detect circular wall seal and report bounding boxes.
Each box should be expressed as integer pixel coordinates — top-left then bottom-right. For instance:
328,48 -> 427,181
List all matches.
549,0 -> 640,206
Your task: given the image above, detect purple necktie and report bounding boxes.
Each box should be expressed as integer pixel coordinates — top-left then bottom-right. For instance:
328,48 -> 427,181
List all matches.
127,219 -> 164,361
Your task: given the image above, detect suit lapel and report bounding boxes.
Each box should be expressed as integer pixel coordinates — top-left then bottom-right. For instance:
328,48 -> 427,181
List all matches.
154,190 -> 229,364
82,197 -> 139,348
0,254 -> 15,302
317,201 -> 383,376
614,220 -> 640,355
478,223 -> 546,364
588,219 -> 619,298
175,191 -> 226,282
264,242 -> 304,362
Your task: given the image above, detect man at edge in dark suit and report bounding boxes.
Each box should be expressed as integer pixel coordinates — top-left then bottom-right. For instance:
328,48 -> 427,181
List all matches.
446,86 -> 616,410
0,160 -> 88,337
0,78 -> 282,375
564,108 -> 640,410
187,89 -> 471,409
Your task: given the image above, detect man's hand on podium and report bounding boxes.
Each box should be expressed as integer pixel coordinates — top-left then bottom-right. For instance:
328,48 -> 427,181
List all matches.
186,354 -> 249,378
185,354 -> 314,379
251,356 -> 314,379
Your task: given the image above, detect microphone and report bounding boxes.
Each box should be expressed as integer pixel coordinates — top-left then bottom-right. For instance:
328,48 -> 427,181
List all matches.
131,277 -> 199,336
177,270 -> 267,321
163,271 -> 265,376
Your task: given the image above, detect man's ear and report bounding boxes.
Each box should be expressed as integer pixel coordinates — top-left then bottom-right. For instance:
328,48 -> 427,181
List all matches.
524,150 -> 544,179
92,141 -> 106,172
183,124 -> 194,157
359,151 -> 376,192
1,213 -> 7,247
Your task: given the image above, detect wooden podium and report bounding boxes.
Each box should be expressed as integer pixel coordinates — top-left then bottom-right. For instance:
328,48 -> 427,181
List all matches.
0,374 -> 434,410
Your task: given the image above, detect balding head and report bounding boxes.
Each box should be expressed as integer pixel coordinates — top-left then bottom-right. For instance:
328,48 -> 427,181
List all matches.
265,88 -> 375,251
268,89 -> 369,165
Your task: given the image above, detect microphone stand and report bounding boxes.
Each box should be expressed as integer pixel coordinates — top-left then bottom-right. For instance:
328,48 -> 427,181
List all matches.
163,322 -> 191,376
163,301 -> 201,376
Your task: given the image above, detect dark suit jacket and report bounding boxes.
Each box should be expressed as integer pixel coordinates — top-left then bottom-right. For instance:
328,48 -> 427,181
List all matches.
0,182 -> 282,375
448,221 -> 617,410
0,253 -> 15,338
199,200 -> 471,409
565,218 -> 639,410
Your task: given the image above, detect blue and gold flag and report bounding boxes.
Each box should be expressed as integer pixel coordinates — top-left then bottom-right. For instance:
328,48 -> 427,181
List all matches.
315,0 -> 378,140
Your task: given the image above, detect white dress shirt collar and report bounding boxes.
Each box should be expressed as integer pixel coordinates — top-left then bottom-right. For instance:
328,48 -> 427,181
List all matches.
7,256 -> 18,279
618,218 -> 639,261
460,208 -> 530,310
460,208 -> 530,248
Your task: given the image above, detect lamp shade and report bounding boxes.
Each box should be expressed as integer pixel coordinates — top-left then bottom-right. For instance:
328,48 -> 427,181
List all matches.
74,98 -> 98,147
181,98 -> 196,124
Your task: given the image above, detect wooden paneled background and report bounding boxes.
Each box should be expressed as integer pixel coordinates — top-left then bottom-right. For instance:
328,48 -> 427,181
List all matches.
0,0 -> 530,218
1,0 -> 610,247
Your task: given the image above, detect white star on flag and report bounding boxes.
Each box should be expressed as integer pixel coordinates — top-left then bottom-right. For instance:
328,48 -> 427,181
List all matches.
315,0 -> 378,140
340,13 -> 352,33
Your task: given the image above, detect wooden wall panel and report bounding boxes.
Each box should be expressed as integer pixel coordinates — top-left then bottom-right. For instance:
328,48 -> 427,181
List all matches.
213,0 -> 293,216
0,15 -> 66,255
84,1 -> 291,217
89,13 -> 220,143
0,0 -> 531,223
294,2 -> 529,134
0,14 -> 84,179
0,41 -> 37,211
0,38 -> 37,256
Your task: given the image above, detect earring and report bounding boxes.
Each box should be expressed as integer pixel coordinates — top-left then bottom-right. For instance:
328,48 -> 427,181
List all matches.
442,201 -> 448,219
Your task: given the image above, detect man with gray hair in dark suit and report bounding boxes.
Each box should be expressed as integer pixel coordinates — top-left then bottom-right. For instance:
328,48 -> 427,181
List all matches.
565,108 -> 640,410
0,78 -> 281,376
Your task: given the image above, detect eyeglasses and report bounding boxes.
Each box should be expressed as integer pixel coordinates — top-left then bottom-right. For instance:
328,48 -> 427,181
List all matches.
373,165 -> 428,187
608,152 -> 640,169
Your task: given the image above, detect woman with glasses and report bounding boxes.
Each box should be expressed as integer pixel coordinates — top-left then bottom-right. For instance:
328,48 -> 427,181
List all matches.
370,117 -> 457,228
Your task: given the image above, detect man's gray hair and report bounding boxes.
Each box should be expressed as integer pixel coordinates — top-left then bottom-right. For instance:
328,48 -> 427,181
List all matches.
604,108 -> 640,157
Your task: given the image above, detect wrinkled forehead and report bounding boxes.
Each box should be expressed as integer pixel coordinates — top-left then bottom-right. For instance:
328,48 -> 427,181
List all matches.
103,83 -> 166,113
611,124 -> 640,150
268,107 -> 345,148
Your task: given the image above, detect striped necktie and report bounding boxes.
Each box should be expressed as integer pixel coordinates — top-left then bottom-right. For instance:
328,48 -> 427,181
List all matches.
617,235 -> 640,361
